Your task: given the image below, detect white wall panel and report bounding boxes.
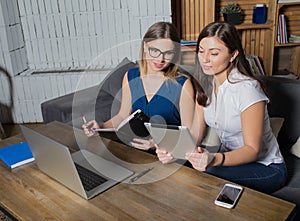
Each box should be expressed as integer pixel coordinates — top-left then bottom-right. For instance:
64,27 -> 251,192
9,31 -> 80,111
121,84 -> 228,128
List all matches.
6,0 -> 16,25
3,53 -> 13,74
106,0 -> 114,10
20,47 -> 27,70
31,0 -> 39,14
72,0 -> 80,12
54,15 -> 63,38
51,0 -> 59,14
64,0 -> 73,13
86,0 -> 93,11
58,0 -> 66,12
16,24 -> 24,48
0,51 -> 5,68
17,0 -> 26,17
0,0 -> 172,122
0,27 -> 9,52
23,0 -> 33,14
93,0 -> 100,11
70,37 -> 79,67
57,38 -> 67,67
78,0 -> 87,12
67,14 -> 76,36
139,0 -> 148,17
87,13 -> 95,36
44,0 -> 52,14
60,14 -> 69,37
0,75 -> 10,101
147,0 -> 156,15
34,15 -> 43,38
37,0 -> 46,14
155,0 -> 164,16
37,39 -> 47,68
40,15 -> 49,38
50,39 -> 59,65
63,38 -> 72,67
47,15 -> 56,38
6,27 -> 14,52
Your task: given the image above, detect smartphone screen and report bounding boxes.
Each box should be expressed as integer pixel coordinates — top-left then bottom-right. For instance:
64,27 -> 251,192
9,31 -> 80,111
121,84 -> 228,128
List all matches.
215,184 -> 243,208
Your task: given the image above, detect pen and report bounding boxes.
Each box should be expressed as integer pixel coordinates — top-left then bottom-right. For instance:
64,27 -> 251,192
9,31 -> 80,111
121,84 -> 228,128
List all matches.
82,116 -> 93,132
82,116 -> 87,124
129,167 -> 154,183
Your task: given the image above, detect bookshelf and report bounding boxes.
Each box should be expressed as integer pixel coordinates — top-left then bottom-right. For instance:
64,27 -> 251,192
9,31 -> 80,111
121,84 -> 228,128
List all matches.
274,2 -> 300,77
176,0 -> 300,77
215,0 -> 277,76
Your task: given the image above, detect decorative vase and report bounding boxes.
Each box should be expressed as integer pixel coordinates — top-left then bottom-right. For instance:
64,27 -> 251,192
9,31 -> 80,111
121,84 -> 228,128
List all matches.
223,13 -> 242,25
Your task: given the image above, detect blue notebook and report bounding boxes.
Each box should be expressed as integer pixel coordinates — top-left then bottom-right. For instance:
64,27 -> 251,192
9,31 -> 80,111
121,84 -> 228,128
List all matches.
0,142 -> 34,169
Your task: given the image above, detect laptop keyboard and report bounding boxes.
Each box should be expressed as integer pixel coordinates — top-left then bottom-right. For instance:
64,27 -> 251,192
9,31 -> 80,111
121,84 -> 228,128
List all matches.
74,163 -> 108,191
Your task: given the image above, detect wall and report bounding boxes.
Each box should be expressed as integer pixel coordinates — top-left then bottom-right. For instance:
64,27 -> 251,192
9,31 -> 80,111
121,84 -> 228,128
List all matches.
0,0 -> 172,123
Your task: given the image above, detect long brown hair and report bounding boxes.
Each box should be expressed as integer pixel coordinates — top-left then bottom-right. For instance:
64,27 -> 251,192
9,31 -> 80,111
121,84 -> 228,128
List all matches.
192,21 -> 268,106
139,22 -> 181,79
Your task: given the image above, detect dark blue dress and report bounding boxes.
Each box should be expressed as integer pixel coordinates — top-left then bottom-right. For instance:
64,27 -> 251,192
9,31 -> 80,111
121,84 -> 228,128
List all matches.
127,67 -> 188,126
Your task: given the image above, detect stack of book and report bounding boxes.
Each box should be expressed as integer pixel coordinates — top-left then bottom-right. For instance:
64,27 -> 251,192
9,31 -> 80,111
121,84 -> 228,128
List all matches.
289,34 -> 300,43
180,40 -> 197,48
278,0 -> 300,3
180,40 -> 197,65
246,55 -> 265,75
277,14 -> 288,44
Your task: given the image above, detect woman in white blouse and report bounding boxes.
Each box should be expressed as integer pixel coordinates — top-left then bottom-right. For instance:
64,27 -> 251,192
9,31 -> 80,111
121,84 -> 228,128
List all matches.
157,22 -> 287,194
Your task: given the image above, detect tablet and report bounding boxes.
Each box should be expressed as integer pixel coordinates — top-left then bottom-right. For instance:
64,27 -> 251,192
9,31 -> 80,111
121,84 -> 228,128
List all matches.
144,123 -> 196,159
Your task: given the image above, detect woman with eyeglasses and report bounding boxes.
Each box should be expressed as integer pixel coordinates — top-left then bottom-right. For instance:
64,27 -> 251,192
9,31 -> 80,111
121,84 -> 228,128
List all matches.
83,21 -> 196,151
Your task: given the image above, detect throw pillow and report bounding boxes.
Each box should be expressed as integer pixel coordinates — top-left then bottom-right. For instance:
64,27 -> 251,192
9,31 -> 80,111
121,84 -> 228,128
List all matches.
270,117 -> 284,138
290,137 -> 300,158
100,57 -> 137,96
96,57 -> 137,123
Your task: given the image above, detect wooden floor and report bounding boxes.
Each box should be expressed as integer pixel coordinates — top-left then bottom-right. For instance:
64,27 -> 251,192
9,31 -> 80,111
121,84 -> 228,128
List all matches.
1,123 -> 44,139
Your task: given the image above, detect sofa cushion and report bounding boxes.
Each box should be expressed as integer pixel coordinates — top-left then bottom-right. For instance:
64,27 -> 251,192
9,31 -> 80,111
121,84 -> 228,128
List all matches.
93,58 -> 138,124
290,137 -> 300,158
41,57 -> 137,127
270,117 -> 284,138
257,75 -> 300,150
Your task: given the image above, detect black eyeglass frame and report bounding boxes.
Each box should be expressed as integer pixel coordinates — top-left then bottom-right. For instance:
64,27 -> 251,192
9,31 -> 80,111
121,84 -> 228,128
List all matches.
147,47 -> 176,61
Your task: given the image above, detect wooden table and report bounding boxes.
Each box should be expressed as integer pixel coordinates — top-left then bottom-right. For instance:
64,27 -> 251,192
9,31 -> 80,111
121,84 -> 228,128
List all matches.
0,122 -> 296,221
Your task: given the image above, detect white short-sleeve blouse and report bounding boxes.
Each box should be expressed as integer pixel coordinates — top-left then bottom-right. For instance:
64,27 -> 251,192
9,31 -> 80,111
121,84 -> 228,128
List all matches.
204,68 -> 284,165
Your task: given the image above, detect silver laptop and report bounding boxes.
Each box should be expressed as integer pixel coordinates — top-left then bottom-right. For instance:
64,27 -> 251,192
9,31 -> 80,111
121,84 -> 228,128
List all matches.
20,125 -> 133,200
144,123 -> 196,159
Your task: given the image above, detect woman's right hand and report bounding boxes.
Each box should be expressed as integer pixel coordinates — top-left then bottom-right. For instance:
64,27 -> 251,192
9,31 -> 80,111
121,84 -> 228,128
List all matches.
82,120 -> 99,137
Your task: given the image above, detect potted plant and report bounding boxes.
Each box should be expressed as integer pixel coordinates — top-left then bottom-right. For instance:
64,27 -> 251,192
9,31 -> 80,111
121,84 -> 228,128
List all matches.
221,3 -> 242,25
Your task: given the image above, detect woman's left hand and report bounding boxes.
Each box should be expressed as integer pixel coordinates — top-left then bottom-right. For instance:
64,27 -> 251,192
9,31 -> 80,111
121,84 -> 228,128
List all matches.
186,147 -> 215,171
131,138 -> 155,150
156,145 -> 176,164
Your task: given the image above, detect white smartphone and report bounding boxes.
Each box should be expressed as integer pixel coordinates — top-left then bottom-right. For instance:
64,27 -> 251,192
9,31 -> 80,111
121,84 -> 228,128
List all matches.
214,183 -> 243,209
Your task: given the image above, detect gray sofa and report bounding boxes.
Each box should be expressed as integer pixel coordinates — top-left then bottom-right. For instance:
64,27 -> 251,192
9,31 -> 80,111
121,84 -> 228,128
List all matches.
41,58 -> 300,220
257,75 -> 300,220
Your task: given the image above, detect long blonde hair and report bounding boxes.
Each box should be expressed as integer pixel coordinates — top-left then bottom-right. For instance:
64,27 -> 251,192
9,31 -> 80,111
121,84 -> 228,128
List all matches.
139,22 -> 181,79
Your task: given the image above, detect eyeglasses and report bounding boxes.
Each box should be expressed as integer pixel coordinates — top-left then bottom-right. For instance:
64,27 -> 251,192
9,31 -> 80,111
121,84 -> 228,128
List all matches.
148,47 -> 176,61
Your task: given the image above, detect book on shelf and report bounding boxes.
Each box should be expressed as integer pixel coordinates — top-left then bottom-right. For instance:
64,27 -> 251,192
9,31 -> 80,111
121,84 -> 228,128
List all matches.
180,40 -> 197,46
181,40 -> 197,50
278,14 -> 288,44
0,142 -> 34,169
289,34 -> 300,43
93,109 -> 150,145
246,55 -> 265,75
278,0 -> 300,3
